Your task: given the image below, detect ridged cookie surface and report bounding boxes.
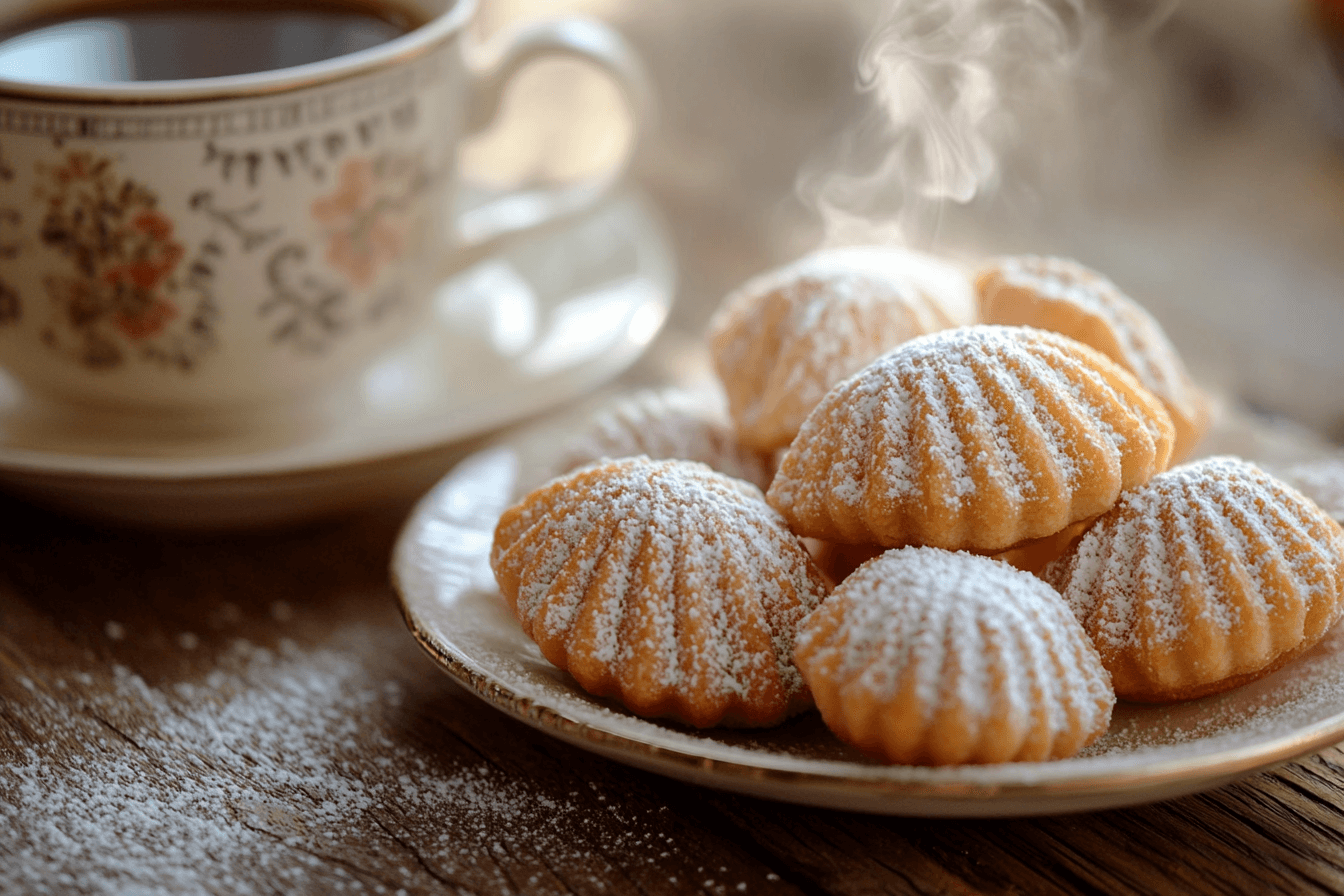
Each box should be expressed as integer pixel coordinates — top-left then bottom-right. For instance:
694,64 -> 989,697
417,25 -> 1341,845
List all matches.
555,388 -> 774,491
1045,456 -> 1344,702
492,457 -> 831,728
794,547 -> 1114,765
768,326 -> 1175,552
977,255 -> 1209,461
709,246 -> 974,451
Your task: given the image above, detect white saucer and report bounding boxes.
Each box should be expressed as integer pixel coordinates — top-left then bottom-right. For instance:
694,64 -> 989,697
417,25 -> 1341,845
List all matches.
392,407 -> 1344,818
0,190 -> 675,528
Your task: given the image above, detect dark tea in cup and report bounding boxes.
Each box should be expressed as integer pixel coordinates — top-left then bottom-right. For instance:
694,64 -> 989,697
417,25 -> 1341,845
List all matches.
0,0 -> 428,83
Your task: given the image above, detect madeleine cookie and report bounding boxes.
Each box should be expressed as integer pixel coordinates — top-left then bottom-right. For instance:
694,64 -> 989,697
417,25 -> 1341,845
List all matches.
768,326 -> 1175,552
709,245 -> 974,452
793,547 -> 1114,765
491,457 -> 830,728
555,388 -> 775,491
976,255 -> 1210,462
1044,457 -> 1344,702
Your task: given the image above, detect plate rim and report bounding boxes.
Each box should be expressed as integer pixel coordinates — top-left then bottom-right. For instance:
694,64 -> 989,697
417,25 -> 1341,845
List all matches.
402,599 -> 1344,814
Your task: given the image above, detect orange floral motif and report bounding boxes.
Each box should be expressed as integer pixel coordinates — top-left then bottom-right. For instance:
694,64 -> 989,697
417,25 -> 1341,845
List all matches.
311,154 -> 426,288
102,212 -> 185,325
114,299 -> 178,340
132,209 -> 174,243
37,151 -> 189,368
51,152 -> 93,185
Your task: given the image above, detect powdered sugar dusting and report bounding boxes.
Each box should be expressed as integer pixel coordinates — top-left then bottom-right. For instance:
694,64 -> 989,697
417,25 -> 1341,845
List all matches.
393,420 -> 1344,810
770,325 -> 1170,550
914,363 -> 975,505
942,355 -> 1034,504
555,388 -> 774,491
492,457 -> 830,727
982,255 -> 1193,415
708,246 -> 974,450
1,633 -> 695,895
719,245 -> 974,336
977,255 -> 1209,463
984,343 -> 1080,491
793,547 -> 1112,764
833,369 -> 902,509
1049,457 -> 1344,656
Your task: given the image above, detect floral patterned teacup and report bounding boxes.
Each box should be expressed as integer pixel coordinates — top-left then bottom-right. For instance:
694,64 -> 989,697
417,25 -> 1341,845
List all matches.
0,0 -> 648,423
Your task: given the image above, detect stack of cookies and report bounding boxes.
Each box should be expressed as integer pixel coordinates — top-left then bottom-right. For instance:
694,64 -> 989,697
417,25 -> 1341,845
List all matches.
489,247 -> 1344,766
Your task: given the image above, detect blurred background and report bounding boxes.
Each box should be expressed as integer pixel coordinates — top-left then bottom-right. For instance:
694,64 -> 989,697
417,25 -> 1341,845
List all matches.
462,0 -> 1344,436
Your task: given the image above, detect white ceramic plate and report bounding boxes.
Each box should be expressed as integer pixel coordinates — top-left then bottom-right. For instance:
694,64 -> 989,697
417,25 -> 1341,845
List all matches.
0,190 -> 674,527
392,409 -> 1344,817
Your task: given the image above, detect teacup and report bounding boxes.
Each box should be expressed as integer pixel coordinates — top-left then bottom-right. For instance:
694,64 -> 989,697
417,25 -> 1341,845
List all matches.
0,0 -> 648,425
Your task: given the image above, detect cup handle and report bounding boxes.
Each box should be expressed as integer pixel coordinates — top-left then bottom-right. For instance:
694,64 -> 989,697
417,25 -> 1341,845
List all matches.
448,18 -> 653,271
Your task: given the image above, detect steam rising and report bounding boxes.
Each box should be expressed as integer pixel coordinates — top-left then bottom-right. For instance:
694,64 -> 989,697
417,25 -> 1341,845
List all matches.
801,0 -> 1107,247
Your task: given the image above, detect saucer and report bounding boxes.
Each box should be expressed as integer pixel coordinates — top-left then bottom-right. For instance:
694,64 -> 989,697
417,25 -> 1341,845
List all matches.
0,189 -> 675,528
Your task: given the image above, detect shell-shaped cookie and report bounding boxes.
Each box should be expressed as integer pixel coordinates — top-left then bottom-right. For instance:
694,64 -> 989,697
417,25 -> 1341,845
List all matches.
794,547 -> 1114,765
709,245 -> 975,452
1044,456 -> 1344,702
768,326 -> 1175,552
976,255 -> 1210,462
491,457 -> 831,728
554,388 -> 774,491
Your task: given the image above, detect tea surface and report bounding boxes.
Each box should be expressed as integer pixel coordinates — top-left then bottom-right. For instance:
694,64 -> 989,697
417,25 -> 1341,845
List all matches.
0,0 -> 425,83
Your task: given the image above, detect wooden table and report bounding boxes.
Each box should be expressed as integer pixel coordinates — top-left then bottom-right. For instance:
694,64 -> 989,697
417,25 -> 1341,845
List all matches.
8,1 -> 1344,892
7,481 -> 1344,895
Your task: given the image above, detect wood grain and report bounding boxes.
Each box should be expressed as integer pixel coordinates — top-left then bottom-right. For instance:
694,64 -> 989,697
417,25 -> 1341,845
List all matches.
5,493 -> 1344,895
